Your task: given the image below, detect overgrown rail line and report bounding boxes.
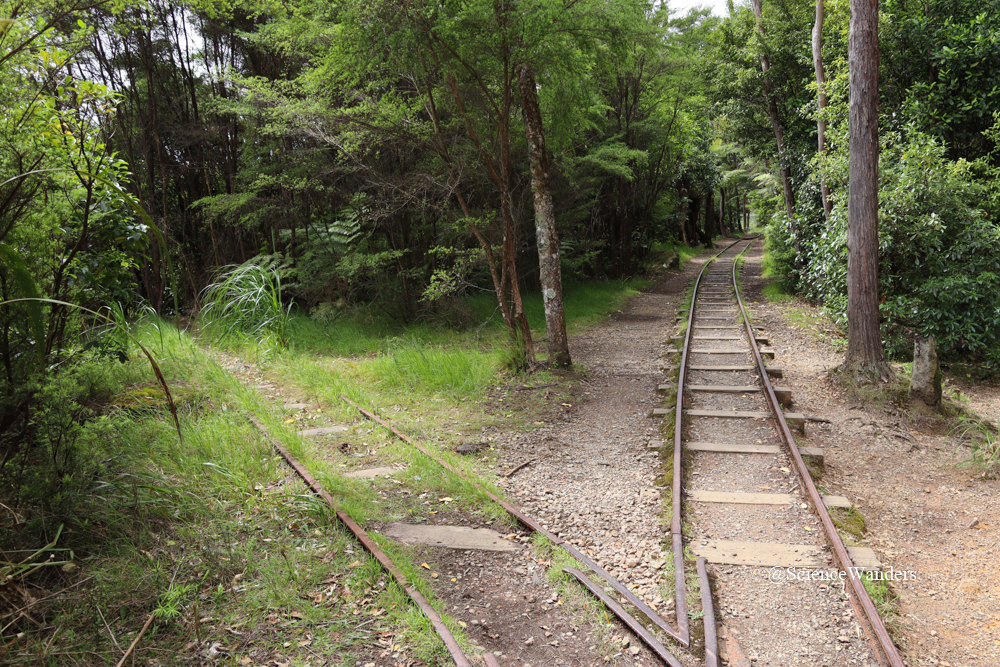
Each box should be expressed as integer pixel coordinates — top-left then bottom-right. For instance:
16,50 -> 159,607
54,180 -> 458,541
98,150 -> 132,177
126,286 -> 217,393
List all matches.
238,237 -> 904,667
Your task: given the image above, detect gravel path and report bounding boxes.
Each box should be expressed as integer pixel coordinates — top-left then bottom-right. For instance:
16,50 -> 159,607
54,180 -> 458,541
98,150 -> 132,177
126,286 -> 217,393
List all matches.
495,239 -> 882,667
495,249 -> 719,665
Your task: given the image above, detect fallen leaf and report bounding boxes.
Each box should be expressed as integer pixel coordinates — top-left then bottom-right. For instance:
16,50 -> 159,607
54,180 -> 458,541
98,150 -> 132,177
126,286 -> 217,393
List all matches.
421,562 -> 431,569
284,418 -> 295,424
289,611 -> 304,619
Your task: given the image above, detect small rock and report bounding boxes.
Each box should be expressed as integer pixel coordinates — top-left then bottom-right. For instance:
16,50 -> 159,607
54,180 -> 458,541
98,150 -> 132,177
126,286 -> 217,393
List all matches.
629,645 -> 641,655
524,636 -> 534,645
837,636 -> 850,643
968,518 -> 980,529
456,442 -> 489,455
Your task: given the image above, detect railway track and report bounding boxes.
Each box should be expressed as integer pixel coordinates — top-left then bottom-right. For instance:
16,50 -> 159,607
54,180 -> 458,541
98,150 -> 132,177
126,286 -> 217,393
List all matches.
672,237 -> 904,666
239,236 -> 905,667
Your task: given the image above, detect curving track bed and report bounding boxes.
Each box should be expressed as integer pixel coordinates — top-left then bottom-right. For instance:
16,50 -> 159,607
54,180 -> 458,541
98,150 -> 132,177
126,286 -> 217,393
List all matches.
675,237 -> 904,667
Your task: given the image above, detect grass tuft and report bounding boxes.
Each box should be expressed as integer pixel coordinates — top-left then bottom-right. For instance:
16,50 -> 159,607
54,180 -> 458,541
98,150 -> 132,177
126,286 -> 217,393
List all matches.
830,506 -> 867,541
199,262 -> 289,348
761,280 -> 797,303
861,573 -> 900,619
953,414 -> 1000,475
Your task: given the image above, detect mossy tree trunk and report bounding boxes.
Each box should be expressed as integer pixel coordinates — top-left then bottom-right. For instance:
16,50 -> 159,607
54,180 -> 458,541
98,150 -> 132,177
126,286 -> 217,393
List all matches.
517,63 -> 570,367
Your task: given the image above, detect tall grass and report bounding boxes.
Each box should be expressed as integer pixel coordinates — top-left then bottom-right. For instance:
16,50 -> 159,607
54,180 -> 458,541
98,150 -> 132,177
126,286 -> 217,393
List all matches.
199,262 -> 289,346
364,343 -> 501,397
285,314 -> 449,356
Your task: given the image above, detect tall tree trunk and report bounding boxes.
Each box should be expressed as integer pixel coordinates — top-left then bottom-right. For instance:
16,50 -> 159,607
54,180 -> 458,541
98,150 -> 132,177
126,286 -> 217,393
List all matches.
845,0 -> 891,378
517,63 -> 570,367
719,188 -> 728,237
813,0 -> 833,219
750,0 -> 801,255
704,191 -> 717,240
678,182 -> 690,246
688,196 -> 704,246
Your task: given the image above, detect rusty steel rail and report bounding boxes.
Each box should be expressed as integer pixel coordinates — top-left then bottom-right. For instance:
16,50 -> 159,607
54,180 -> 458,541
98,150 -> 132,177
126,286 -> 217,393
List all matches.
671,236 -> 750,652
730,241 -> 906,667
339,395 -> 690,657
246,415 -> 479,667
696,558 -> 718,667
565,567 -> 685,667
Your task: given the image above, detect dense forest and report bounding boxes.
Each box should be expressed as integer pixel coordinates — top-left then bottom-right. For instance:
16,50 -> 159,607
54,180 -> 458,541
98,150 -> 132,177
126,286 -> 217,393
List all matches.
0,0 -> 1000,664
5,0 -> 1000,488
2,0 -> 1000,659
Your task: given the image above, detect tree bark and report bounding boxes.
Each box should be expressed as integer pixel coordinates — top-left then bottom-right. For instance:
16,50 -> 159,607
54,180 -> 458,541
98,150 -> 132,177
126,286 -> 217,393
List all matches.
704,191 -> 717,240
845,0 -> 891,378
516,63 -> 570,367
750,0 -> 801,255
719,187 -> 728,237
813,0 -> 833,219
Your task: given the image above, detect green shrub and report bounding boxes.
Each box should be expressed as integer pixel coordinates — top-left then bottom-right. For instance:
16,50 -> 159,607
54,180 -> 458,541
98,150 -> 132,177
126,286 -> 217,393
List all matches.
3,360 -> 125,520
800,127 -> 1000,366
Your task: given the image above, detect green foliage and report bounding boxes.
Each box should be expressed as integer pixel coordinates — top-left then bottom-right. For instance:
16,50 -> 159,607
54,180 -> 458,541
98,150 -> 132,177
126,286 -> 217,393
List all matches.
4,359 -> 129,518
0,2 -> 167,530
762,213 -> 799,288
199,260 -> 291,347
802,125 -> 1000,366
884,0 -> 1000,161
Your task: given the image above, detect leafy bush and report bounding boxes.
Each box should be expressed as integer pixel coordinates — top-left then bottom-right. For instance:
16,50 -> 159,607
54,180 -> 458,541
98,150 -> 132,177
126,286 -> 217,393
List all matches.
2,360 -> 128,521
763,212 -> 800,287
797,127 -> 1000,365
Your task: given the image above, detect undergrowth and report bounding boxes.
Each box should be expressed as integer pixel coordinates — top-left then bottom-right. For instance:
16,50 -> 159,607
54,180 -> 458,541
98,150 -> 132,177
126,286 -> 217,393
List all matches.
2,264 -> 703,665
